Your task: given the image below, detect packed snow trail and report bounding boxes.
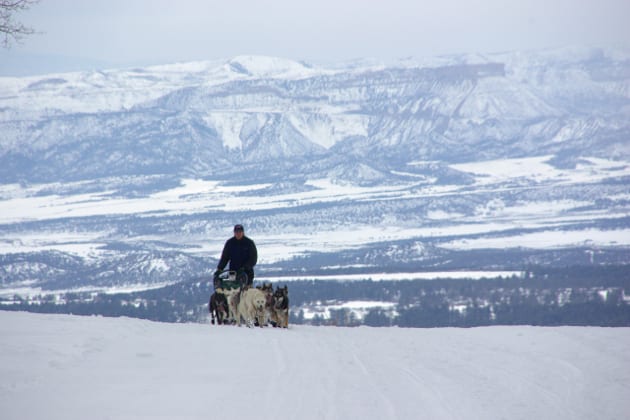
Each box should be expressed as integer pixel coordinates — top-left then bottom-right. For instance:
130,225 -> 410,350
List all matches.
1,312 -> 629,420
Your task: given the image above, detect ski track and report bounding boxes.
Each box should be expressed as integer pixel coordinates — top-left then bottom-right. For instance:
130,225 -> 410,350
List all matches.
1,312 -> 630,420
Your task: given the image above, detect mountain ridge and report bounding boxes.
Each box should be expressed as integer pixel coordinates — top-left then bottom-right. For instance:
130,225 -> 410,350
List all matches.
2,54 -> 628,183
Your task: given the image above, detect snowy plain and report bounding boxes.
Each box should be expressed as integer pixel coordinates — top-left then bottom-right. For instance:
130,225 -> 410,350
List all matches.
1,311 -> 629,420
1,155 -> 629,264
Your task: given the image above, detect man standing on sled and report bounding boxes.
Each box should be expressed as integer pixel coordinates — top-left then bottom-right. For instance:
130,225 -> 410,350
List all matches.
214,224 -> 258,288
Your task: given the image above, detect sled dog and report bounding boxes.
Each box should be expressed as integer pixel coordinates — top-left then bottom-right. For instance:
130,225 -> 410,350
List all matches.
272,285 -> 289,328
209,291 -> 229,325
236,287 -> 267,327
222,288 -> 241,324
258,283 -> 277,326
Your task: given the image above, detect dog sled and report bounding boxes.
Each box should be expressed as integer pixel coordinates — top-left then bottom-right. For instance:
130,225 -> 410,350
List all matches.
208,269 -> 289,328
213,269 -> 248,290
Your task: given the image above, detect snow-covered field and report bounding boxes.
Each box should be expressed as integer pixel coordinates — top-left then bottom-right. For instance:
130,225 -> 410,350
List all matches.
0,155 -> 628,265
1,311 -> 629,420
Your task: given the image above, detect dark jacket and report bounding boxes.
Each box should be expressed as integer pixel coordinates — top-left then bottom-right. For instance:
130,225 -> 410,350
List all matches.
217,235 -> 258,277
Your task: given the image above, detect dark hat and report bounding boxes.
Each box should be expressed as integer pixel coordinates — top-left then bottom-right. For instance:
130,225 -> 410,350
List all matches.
234,224 -> 244,232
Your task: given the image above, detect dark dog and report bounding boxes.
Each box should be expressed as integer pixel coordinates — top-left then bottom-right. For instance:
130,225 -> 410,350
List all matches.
209,291 -> 229,325
272,285 -> 289,328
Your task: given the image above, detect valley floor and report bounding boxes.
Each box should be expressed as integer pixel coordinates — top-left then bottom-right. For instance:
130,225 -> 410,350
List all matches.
1,311 -> 629,420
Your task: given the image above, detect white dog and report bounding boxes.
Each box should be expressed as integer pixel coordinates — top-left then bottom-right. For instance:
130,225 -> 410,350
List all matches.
236,288 -> 267,327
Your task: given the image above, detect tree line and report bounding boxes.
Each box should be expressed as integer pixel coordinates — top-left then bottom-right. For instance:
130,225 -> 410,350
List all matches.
1,265 -> 629,327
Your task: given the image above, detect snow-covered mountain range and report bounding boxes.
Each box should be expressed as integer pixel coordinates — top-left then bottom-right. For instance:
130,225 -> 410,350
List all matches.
2,48 -> 629,181
0,47 -> 629,295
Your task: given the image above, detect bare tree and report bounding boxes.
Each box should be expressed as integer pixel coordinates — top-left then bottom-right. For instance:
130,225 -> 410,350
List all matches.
1,0 -> 40,48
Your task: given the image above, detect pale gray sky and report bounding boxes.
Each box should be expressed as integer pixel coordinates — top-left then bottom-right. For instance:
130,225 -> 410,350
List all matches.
2,0 -> 629,75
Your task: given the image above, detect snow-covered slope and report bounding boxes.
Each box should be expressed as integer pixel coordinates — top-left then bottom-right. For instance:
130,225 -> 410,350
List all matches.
1,311 -> 629,420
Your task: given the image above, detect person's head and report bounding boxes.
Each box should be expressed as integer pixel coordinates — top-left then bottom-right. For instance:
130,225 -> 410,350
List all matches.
233,224 -> 244,239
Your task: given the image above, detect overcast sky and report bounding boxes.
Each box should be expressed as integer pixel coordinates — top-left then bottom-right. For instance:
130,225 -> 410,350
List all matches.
1,0 -> 630,76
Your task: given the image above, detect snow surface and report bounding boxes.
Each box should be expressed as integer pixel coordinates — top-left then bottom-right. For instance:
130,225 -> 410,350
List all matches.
1,312 -> 629,420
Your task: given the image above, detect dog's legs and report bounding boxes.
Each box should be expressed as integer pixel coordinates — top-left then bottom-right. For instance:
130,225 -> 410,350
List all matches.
256,310 -> 265,328
209,294 -> 216,325
216,303 -> 223,325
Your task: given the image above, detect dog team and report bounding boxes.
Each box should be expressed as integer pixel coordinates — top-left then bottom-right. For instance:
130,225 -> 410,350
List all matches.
209,224 -> 288,327
209,283 -> 289,328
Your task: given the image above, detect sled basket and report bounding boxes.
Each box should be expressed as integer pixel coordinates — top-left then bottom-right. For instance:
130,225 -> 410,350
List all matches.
213,270 -> 248,290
